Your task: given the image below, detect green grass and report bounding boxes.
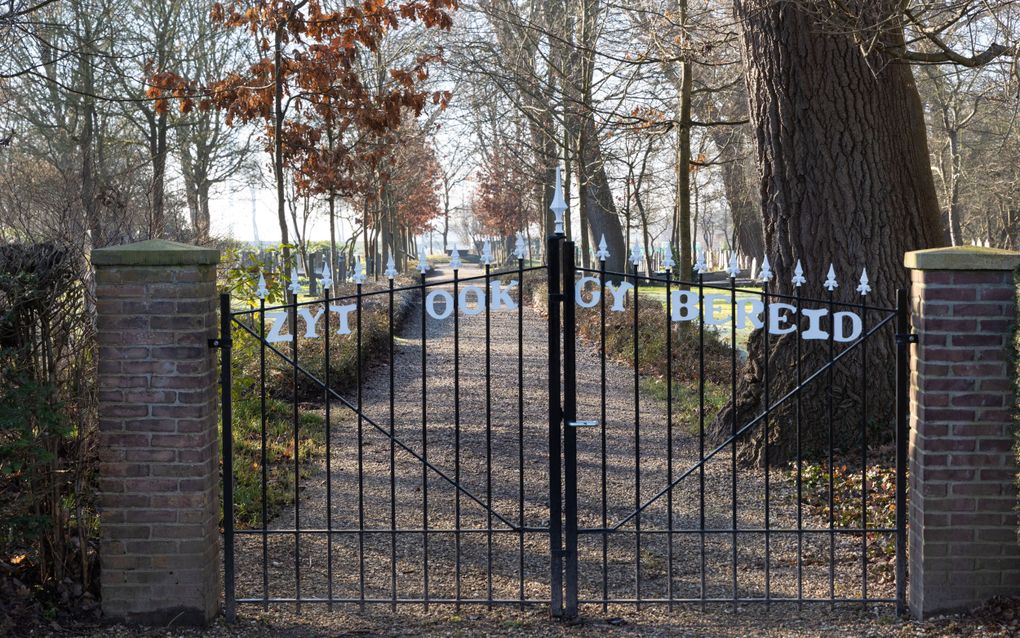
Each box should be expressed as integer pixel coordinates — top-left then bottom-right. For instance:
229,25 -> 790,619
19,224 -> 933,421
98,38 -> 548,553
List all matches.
575,296 -> 733,388
639,377 -> 730,435
634,285 -> 762,350
227,396 -> 327,529
223,284 -> 413,530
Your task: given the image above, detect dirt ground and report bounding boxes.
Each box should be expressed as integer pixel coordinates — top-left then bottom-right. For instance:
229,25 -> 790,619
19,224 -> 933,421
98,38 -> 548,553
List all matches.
16,598 -> 1020,638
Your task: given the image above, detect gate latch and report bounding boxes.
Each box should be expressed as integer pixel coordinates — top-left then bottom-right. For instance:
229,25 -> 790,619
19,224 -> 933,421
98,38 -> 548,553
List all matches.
895,333 -> 919,345
567,420 -> 598,428
208,338 -> 232,349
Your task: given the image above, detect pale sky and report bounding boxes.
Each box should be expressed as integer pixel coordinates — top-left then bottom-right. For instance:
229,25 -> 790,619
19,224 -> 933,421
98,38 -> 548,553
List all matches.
208,182 -> 337,244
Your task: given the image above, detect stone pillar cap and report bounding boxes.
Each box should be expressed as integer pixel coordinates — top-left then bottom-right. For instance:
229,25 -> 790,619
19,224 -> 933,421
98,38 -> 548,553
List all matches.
904,246 -> 1020,271
92,239 -> 220,267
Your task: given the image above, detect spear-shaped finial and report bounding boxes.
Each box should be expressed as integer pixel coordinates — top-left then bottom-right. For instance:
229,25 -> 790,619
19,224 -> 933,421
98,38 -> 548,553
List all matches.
550,166 -> 567,235
450,245 -> 462,270
856,267 -> 871,296
418,241 -> 431,275
481,239 -> 493,266
759,256 -> 773,282
256,271 -> 269,299
288,267 -> 302,295
352,257 -> 366,284
629,240 -> 642,266
662,243 -> 675,270
823,264 -> 839,292
727,252 -> 740,278
385,254 -> 397,279
792,259 -> 806,287
595,234 -> 610,262
320,261 -> 333,290
514,233 -> 527,260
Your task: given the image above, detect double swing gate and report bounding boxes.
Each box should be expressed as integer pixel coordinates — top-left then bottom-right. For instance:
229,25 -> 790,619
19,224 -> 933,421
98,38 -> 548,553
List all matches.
219,234 -> 910,619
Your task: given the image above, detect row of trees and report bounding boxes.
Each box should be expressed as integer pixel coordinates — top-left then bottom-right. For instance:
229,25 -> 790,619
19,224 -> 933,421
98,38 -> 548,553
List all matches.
3,0 -> 1020,463
1,0 -> 455,281
5,1 -> 1017,282
456,1 -> 1020,272
449,0 -> 1020,462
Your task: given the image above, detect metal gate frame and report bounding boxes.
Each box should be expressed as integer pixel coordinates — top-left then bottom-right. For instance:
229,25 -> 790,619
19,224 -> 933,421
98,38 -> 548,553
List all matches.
547,234 -> 910,618
218,232 -> 910,619
219,252 -> 556,620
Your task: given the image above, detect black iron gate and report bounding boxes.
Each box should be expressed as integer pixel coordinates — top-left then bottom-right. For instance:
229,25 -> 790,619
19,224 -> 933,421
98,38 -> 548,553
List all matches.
218,233 -> 910,619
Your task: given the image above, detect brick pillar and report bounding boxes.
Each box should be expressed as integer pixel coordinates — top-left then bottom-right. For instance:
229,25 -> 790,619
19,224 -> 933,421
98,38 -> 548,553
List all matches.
93,239 -> 220,626
905,247 -> 1020,619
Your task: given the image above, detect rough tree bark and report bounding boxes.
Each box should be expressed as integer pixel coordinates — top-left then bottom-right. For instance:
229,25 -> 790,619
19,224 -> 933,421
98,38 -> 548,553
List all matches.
273,25 -> 291,269
705,108 -> 765,258
712,1 -> 944,464
147,109 -> 168,238
673,0 -> 693,278
577,114 -> 627,274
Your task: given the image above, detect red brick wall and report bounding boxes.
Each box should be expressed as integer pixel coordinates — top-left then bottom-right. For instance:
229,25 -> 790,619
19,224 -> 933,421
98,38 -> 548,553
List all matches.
94,253 -> 219,625
909,268 -> 1019,618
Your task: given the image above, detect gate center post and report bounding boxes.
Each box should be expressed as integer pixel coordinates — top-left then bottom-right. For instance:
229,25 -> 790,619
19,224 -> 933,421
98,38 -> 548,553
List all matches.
547,234 -> 565,617
561,241 -> 579,618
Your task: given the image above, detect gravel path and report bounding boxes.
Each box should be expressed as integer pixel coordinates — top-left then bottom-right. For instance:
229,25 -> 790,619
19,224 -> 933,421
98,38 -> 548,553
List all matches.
225,264 -> 894,628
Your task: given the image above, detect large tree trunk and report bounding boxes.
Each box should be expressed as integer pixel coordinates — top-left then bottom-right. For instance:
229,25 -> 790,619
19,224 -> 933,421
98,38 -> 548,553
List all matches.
196,182 -> 211,243
274,26 -> 291,269
183,170 -> 199,234
945,127 -> 964,245
149,111 -> 168,239
578,115 -> 627,274
706,118 -> 765,258
328,193 -> 338,281
674,32 -> 693,278
712,1 -> 944,464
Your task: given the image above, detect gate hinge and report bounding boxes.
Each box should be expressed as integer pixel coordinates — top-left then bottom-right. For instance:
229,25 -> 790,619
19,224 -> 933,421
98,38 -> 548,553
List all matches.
208,337 -> 232,349
895,332 -> 919,345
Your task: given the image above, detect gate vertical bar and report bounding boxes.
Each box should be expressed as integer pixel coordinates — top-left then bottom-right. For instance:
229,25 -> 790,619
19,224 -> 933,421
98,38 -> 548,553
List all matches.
518,253 -> 526,609
547,235 -> 564,618
356,280 -> 365,610
665,266 -> 674,611
561,241 -> 578,618
388,277 -> 397,610
860,288 -> 869,604
599,256 -> 608,612
323,282 -> 333,609
827,288 -> 835,606
420,269 -> 430,611
453,267 -> 462,608
485,262 -> 493,608
259,297 -> 268,610
290,289 -> 301,611
633,260 -> 642,609
220,293 -> 236,623
894,288 -> 910,616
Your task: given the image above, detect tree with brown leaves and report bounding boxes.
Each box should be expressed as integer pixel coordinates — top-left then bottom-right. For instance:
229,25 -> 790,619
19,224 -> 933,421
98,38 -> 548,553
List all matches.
149,0 -> 457,267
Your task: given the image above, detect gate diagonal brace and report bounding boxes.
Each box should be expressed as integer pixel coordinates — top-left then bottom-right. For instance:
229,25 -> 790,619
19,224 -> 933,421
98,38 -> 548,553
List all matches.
610,311 -> 898,531
229,316 -> 521,531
